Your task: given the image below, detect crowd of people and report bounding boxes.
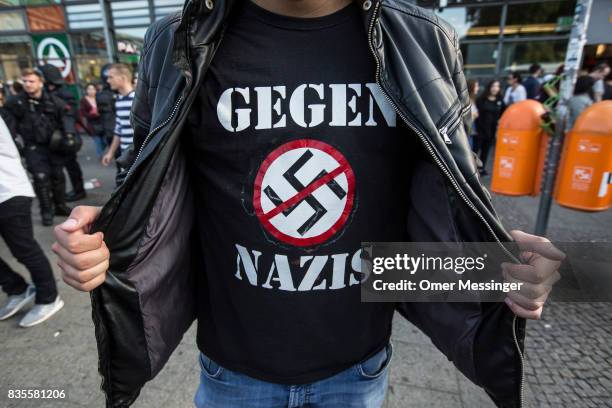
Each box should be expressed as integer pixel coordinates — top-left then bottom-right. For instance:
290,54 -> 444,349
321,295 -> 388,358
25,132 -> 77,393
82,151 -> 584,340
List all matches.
0,63 -> 134,327
467,62 -> 611,176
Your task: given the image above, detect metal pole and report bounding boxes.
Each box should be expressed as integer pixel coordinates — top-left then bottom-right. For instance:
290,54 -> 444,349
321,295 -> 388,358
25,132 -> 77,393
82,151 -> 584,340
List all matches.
99,0 -> 116,63
494,3 -> 507,76
534,0 -> 593,235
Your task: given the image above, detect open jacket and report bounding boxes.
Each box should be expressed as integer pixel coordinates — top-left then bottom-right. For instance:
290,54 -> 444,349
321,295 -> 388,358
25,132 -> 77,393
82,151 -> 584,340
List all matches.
90,0 -> 527,406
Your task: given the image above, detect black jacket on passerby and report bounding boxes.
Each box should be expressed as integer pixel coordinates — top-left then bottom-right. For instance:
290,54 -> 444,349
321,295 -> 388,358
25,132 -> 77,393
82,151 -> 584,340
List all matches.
522,76 -> 541,100
96,87 -> 116,142
475,96 -> 505,144
5,90 -> 68,146
89,1 -> 526,407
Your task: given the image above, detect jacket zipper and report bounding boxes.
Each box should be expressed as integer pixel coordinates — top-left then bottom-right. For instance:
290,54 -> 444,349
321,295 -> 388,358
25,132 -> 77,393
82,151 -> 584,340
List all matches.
438,114 -> 461,145
512,314 -> 525,407
440,102 -> 472,144
126,19 -> 230,180
366,3 -> 524,407
436,99 -> 465,144
126,95 -> 184,178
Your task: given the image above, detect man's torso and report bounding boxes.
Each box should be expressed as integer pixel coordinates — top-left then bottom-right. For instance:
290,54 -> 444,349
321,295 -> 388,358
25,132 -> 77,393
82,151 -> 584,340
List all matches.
184,0 -> 412,384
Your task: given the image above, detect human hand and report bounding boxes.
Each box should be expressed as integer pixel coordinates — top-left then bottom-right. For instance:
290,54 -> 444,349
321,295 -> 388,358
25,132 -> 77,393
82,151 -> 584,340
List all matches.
52,206 -> 109,292
501,230 -> 565,319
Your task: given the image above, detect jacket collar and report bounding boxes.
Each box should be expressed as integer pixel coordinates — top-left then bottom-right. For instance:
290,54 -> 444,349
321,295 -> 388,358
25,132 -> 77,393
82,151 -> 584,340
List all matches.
172,0 -> 380,72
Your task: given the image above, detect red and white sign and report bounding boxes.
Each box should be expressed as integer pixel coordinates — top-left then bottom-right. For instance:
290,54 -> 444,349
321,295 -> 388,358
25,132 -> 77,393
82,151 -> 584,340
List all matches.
253,139 -> 355,247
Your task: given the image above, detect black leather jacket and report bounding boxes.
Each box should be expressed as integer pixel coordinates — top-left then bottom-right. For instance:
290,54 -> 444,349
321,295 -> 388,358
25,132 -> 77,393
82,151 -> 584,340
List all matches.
91,1 -> 526,407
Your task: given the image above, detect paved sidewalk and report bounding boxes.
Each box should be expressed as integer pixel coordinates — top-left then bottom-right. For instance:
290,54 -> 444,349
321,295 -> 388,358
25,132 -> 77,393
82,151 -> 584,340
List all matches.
1,139 -> 610,407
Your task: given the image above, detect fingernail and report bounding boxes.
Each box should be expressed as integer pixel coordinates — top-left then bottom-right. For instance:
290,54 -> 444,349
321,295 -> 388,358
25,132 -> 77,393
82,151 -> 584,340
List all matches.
504,298 -> 513,307
61,218 -> 78,229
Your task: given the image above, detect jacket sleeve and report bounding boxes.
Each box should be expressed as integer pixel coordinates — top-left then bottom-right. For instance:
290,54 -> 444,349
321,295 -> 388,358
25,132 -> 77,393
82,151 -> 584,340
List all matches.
450,35 -> 473,139
130,43 -> 152,154
3,96 -> 21,138
115,27 -> 154,185
54,94 -> 77,135
79,98 -> 90,119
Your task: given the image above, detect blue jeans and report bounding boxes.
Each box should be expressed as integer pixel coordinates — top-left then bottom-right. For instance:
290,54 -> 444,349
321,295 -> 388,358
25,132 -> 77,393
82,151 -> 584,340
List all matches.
91,135 -> 108,158
194,342 -> 393,408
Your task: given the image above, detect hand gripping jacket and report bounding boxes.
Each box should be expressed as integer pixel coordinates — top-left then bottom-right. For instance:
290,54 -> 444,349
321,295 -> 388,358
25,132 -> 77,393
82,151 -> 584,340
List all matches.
90,1 -> 527,406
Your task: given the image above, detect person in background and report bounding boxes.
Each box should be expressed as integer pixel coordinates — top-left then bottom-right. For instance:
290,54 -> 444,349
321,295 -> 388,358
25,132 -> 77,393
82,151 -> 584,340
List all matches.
567,75 -> 595,130
8,80 -> 23,97
475,80 -> 504,176
602,73 -> 612,101
5,68 -> 72,226
0,92 -> 11,130
503,71 -> 526,106
466,79 -> 479,150
38,64 -> 86,203
0,116 -> 64,327
80,83 -> 106,159
101,64 -> 134,184
523,63 -> 543,100
589,62 -> 610,102
98,65 -> 118,151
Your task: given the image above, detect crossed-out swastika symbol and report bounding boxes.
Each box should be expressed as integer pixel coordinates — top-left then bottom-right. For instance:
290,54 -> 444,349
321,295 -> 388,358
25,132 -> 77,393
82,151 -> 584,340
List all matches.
253,139 -> 355,247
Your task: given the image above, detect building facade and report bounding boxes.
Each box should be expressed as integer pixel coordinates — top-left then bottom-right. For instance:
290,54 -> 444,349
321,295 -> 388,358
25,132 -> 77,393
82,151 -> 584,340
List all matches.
0,0 -> 610,93
0,0 -> 183,94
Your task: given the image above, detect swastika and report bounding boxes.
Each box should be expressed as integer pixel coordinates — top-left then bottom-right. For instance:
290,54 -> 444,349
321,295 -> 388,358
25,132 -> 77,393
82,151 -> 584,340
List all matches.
253,139 -> 355,247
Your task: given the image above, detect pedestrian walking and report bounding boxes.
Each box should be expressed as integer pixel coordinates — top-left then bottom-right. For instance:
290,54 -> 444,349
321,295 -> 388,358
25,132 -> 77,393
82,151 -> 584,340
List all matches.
97,66 -> 118,150
523,63 -> 543,100
80,83 -> 107,159
5,68 -> 73,226
589,62 -> 610,102
475,80 -> 504,175
0,116 -> 64,327
567,75 -> 595,130
38,64 -> 86,203
503,71 -> 527,106
100,64 -> 134,185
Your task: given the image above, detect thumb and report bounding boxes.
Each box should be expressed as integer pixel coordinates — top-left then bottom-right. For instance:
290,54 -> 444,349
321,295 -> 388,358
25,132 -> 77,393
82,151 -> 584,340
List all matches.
59,206 -> 100,232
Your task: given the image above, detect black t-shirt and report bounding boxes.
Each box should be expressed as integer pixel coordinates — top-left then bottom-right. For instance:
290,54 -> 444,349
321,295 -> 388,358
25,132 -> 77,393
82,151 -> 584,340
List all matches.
185,0 -> 411,384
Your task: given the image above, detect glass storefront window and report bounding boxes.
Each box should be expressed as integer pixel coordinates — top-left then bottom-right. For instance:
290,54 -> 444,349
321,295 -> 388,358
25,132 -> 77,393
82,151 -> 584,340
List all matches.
0,10 -> 26,31
460,42 -> 498,77
153,0 -> 182,19
499,39 -> 568,74
66,4 -> 103,29
70,31 -> 107,87
0,35 -> 32,81
436,6 -> 503,40
111,1 -> 151,27
71,31 -> 106,57
504,1 -> 576,38
75,57 -> 108,86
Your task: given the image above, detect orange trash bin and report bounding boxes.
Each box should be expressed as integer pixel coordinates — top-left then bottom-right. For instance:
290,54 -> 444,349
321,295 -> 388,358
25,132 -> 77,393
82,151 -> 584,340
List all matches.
555,101 -> 612,212
491,100 -> 547,196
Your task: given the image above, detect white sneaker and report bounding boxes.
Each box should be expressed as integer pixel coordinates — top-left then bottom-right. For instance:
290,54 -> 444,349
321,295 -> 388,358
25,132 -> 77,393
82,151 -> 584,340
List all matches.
18,296 -> 64,327
0,285 -> 36,320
